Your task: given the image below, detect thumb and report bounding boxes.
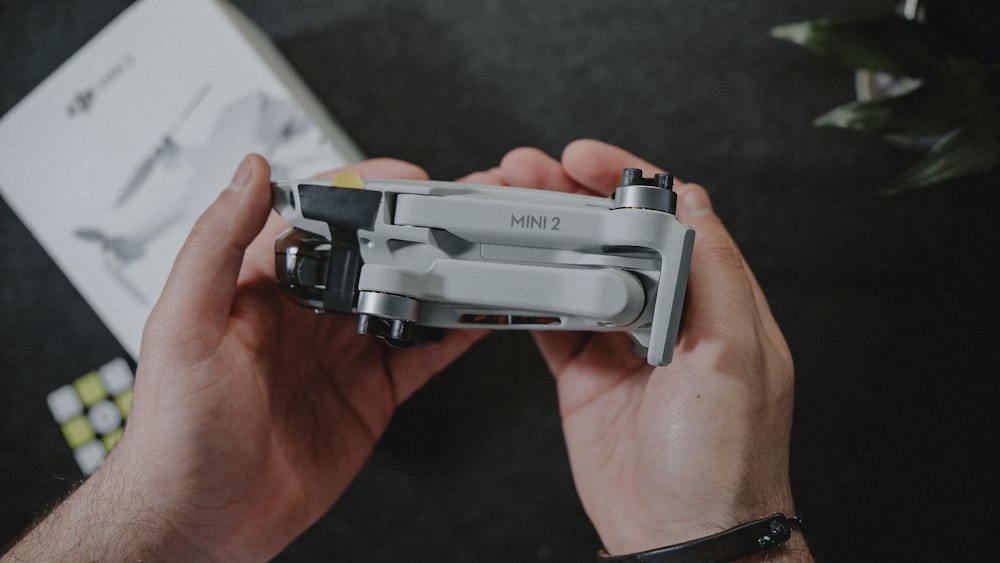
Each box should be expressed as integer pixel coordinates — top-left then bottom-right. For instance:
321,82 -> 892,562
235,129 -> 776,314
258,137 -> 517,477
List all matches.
146,154 -> 273,344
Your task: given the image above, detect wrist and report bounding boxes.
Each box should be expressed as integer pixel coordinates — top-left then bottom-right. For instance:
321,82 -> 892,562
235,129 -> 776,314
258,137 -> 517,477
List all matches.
101,439 -> 245,561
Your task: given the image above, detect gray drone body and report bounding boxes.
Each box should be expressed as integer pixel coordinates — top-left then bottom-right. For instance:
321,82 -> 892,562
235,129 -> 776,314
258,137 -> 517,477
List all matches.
271,168 -> 694,366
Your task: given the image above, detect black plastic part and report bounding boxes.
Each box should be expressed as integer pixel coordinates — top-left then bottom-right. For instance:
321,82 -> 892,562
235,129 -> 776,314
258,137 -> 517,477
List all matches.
655,172 -> 674,190
321,237 -> 364,314
358,314 -> 444,347
621,167 -> 645,186
619,167 -> 675,191
298,184 -> 383,231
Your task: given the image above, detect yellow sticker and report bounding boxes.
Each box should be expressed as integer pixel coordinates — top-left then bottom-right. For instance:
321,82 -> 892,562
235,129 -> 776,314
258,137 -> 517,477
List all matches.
102,427 -> 125,451
61,416 -> 95,449
73,371 -> 107,407
331,171 -> 365,189
115,388 -> 133,419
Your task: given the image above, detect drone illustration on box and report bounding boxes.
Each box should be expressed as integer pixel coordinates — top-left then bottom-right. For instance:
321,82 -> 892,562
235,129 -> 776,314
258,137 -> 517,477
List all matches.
74,84 -> 338,303
272,168 -> 695,366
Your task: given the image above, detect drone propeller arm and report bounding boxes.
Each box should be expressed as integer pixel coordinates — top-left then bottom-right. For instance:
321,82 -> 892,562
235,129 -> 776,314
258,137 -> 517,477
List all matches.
358,260 -> 645,326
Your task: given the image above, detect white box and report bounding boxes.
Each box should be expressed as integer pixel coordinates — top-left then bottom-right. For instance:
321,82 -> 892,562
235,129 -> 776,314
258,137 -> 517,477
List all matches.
0,0 -> 361,358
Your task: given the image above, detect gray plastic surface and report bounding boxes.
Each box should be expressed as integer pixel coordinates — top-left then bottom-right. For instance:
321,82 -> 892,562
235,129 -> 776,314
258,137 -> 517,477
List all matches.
272,178 -> 694,365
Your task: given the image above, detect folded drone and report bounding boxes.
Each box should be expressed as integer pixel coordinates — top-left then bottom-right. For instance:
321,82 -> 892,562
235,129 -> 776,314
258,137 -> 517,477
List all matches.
271,168 -> 694,365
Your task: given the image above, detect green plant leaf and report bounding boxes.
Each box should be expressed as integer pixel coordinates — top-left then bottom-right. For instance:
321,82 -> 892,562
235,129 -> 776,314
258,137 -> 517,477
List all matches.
814,71 -> 995,136
880,108 -> 1000,194
771,17 -> 944,77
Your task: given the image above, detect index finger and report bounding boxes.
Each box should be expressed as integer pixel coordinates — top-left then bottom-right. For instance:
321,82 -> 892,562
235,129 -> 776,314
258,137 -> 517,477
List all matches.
561,139 -> 669,195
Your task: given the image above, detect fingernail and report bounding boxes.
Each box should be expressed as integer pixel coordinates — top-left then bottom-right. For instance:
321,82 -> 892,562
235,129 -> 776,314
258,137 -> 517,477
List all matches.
228,156 -> 252,193
681,186 -> 715,218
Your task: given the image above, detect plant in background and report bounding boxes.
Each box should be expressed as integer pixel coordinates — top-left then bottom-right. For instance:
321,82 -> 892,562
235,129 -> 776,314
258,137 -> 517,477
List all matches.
771,0 -> 999,194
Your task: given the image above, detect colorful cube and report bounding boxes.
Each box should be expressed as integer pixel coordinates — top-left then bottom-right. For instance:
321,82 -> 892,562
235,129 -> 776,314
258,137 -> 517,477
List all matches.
47,358 -> 134,475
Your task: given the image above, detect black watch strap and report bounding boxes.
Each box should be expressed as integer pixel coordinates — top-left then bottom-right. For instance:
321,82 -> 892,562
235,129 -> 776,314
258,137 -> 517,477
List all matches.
598,513 -> 803,563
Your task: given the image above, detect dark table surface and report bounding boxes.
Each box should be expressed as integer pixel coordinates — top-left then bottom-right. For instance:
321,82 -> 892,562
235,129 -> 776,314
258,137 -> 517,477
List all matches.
2,1 -> 998,561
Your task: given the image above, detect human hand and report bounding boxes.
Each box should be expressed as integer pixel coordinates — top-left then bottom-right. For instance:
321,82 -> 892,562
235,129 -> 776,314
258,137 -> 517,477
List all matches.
125,155 -> 494,560
491,140 -> 805,558
4,155 -> 487,562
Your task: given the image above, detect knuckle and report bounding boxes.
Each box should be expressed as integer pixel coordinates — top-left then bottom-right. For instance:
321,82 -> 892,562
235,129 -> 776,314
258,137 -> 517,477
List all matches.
696,237 -> 746,273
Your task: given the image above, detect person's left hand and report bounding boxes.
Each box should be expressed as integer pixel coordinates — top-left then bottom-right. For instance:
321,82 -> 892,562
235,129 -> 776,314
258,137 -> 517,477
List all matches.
107,155 -> 486,560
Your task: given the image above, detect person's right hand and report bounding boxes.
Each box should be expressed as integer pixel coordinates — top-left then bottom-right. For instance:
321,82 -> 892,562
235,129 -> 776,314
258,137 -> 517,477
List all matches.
492,140 -> 808,559
4,155 -> 488,563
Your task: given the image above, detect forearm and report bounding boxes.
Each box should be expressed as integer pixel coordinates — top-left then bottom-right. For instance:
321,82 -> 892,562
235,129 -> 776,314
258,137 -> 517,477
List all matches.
2,455 -> 210,562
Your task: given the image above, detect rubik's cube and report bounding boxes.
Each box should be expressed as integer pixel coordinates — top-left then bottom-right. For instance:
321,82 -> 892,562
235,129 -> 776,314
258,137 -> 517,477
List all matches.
46,358 -> 134,475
